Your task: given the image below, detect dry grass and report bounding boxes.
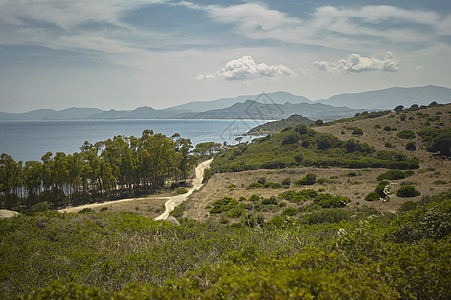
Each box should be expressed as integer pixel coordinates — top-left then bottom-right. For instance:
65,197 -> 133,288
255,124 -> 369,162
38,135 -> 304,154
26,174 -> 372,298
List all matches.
183,104 -> 451,221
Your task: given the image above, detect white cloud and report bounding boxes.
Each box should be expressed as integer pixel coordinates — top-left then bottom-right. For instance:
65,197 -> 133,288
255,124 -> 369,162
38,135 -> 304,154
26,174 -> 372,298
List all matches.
314,52 -> 399,74
196,56 -> 295,81
194,2 -> 451,51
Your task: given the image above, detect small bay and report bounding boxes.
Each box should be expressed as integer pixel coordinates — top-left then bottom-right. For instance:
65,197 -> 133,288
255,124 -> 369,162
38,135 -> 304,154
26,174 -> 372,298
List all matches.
0,119 -> 266,162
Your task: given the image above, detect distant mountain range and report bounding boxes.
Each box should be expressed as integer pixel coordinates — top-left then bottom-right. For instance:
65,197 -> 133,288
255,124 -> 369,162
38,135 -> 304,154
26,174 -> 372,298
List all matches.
317,85 -> 451,109
1,85 -> 450,121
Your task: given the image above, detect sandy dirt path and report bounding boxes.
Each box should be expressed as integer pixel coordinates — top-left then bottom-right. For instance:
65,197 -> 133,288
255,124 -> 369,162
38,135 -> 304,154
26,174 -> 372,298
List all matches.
58,159 -> 212,215
155,158 -> 212,221
58,196 -> 170,213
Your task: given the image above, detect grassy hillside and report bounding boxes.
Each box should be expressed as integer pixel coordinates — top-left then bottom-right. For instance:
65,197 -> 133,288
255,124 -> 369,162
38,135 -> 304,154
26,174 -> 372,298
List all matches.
1,191 -> 450,298
184,103 -> 450,222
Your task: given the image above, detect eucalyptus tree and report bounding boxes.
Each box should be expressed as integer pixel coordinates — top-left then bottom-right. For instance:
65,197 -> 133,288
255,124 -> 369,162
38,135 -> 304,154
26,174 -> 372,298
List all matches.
0,153 -> 22,209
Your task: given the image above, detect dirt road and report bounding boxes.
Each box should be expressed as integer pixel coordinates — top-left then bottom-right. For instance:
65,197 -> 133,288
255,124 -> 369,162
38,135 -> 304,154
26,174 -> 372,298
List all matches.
155,158 -> 212,221
58,159 -> 212,217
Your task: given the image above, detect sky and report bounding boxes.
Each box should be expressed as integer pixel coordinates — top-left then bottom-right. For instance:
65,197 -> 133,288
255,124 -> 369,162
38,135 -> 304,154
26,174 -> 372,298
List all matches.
1,0 -> 451,113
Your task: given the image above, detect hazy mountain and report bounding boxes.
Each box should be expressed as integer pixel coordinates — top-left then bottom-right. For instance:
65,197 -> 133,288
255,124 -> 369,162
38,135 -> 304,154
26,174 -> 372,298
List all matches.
87,106 -> 189,119
182,100 -> 363,120
318,85 -> 451,109
2,85 -> 450,121
167,91 -> 313,112
0,108 -> 103,120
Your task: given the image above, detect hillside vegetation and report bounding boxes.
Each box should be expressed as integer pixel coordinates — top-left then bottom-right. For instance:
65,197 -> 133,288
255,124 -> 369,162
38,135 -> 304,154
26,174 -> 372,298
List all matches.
1,102 -> 450,299
0,191 -> 450,298
246,114 -> 312,135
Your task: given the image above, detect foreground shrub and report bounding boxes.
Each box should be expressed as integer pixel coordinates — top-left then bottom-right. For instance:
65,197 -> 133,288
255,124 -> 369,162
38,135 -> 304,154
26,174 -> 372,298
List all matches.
281,207 -> 298,216
3,195 -> 451,299
390,193 -> 450,242
303,208 -> 353,224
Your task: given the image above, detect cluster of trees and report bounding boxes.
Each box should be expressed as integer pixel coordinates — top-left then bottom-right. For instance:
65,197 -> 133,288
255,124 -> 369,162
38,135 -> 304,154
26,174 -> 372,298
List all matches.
0,130 -> 198,210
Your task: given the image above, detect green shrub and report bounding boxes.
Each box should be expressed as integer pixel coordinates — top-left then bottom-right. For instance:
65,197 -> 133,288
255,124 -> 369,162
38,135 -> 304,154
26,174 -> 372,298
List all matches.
268,182 -> 283,189
405,142 -> 416,151
390,194 -> 450,242
294,152 -> 303,163
175,187 -> 188,195
79,208 -> 94,214
261,197 -> 278,205
241,213 -> 264,228
295,173 -> 317,185
249,194 -> 260,202
314,193 -> 348,208
24,202 -> 50,214
304,208 -> 353,224
203,168 -> 213,183
365,192 -> 380,201
247,182 -> 263,189
256,177 -> 266,185
397,201 -> 418,212
397,130 -> 416,139
170,205 -> 185,218
281,207 -> 297,216
281,178 -> 291,186
210,197 -> 238,214
281,133 -> 300,145
385,142 -> 395,148
352,128 -> 363,135
377,169 -> 410,181
396,186 -> 420,198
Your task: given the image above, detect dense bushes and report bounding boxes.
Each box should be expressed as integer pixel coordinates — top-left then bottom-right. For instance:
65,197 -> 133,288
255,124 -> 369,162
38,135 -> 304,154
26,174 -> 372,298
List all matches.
1,191 -> 450,298
278,189 -> 318,203
211,126 -> 419,173
418,128 -> 451,156
210,197 -> 239,214
303,208 -> 353,224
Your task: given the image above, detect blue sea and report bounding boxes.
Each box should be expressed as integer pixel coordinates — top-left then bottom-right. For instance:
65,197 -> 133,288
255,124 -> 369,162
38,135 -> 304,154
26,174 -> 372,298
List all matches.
0,119 -> 266,162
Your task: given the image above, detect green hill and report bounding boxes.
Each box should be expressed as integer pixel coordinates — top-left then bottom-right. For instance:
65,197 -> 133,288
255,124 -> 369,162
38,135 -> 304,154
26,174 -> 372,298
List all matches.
246,114 -> 312,135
